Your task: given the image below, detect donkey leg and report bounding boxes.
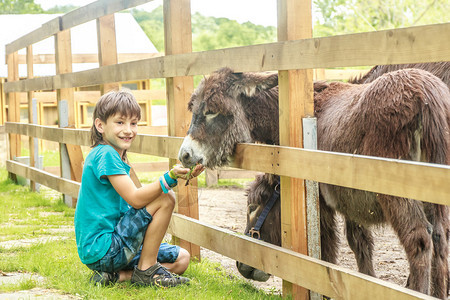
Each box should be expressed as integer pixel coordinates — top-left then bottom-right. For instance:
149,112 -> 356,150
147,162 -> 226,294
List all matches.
423,202 -> 449,299
378,195 -> 432,295
320,195 -> 339,265
345,220 -> 375,276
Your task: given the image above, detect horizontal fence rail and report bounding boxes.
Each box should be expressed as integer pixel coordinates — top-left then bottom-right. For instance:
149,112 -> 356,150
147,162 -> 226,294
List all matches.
3,158 -> 435,299
4,22 -> 450,93
7,160 -> 80,198
5,0 -> 153,55
168,214 -> 435,300
6,122 -> 450,206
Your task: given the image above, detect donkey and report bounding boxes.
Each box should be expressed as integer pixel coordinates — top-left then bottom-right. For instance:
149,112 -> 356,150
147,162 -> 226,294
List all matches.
178,65 -> 450,298
351,62 -> 450,87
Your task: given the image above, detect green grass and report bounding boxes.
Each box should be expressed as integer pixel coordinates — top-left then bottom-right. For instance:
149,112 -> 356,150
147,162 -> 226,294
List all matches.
0,169 -> 280,299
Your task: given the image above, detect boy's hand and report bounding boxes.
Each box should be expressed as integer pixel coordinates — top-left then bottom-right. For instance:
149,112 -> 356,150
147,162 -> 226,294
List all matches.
171,164 -> 205,181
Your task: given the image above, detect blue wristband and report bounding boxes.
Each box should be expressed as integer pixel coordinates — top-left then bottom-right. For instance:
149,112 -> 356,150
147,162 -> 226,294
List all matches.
163,171 -> 178,188
159,176 -> 169,194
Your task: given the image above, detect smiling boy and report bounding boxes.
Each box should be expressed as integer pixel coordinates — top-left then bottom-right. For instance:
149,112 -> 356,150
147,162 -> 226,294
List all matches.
74,89 -> 204,287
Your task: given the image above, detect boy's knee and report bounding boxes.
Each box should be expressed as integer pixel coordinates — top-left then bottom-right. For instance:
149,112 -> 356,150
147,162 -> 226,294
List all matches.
154,192 -> 175,211
164,191 -> 176,210
176,248 -> 191,274
167,190 -> 176,205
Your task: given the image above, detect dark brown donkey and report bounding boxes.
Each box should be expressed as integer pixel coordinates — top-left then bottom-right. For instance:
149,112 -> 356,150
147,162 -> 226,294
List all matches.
178,65 -> 450,298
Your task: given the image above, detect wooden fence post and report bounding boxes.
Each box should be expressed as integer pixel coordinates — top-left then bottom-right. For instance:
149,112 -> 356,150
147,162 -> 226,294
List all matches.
55,27 -> 77,207
26,45 -> 38,191
6,51 -> 20,181
163,0 -> 200,259
58,100 -> 72,206
205,169 -> 219,187
277,0 -> 314,299
31,98 -> 40,192
0,78 -> 4,125
303,117 -> 321,300
97,14 -> 120,93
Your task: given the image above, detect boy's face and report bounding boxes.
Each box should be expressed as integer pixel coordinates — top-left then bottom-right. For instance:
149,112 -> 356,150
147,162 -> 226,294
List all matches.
95,113 -> 138,157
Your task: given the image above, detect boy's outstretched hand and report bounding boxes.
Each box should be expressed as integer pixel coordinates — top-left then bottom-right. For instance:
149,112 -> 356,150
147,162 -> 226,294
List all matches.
171,164 -> 205,182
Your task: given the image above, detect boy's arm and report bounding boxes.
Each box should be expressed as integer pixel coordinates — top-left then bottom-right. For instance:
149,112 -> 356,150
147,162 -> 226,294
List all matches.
108,164 -> 204,209
108,174 -> 163,209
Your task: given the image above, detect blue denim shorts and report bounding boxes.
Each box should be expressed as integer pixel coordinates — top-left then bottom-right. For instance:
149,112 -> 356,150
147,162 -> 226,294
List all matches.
86,207 -> 180,273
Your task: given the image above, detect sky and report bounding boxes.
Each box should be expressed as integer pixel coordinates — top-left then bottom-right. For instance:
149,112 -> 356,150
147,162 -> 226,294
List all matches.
34,0 -> 278,27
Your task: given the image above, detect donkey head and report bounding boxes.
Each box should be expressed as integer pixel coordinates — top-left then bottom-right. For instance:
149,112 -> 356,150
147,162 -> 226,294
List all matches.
178,67 -> 278,168
236,173 -> 281,282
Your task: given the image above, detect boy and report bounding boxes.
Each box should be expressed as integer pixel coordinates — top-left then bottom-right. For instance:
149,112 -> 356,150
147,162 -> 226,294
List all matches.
74,89 -> 204,287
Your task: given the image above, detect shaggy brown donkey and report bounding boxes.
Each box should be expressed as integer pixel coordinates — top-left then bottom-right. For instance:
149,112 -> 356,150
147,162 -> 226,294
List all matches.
178,66 -> 450,298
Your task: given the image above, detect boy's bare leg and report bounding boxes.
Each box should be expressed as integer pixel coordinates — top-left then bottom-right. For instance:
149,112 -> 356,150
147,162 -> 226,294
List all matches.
138,191 -> 176,271
118,270 -> 133,282
161,248 -> 190,274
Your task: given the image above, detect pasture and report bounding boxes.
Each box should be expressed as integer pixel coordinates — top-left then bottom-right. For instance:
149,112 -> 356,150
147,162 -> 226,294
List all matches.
0,168 -> 280,299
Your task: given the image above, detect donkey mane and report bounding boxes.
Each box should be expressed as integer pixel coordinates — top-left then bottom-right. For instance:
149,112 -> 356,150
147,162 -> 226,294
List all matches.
350,62 -> 450,87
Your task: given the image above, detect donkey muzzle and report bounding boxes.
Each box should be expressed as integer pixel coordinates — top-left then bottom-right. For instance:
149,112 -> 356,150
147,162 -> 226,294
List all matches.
236,261 -> 270,282
178,135 -> 205,168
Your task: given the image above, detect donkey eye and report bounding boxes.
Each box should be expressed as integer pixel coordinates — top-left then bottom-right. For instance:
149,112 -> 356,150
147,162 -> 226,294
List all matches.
204,111 -> 219,120
247,204 -> 258,214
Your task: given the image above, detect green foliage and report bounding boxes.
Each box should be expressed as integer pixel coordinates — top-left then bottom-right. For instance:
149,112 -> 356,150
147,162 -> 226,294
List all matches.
44,5 -> 78,14
313,0 -> 450,37
191,13 -> 276,51
0,0 -> 43,14
130,7 -> 165,52
130,6 -> 277,52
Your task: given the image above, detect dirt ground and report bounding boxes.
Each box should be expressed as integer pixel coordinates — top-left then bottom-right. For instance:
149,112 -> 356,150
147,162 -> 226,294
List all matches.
197,186 -> 413,294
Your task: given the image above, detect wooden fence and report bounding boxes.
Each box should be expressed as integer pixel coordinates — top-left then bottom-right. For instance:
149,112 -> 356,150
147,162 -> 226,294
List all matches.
3,0 -> 450,299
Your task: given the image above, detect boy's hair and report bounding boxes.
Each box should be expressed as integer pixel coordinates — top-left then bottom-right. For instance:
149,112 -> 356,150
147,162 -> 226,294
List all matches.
90,89 -> 141,147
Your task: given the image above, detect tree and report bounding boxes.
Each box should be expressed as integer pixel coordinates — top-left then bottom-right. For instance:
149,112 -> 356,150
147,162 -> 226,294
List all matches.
45,5 -> 78,14
130,7 -> 165,52
131,7 -> 276,53
0,0 -> 43,14
313,0 -> 450,37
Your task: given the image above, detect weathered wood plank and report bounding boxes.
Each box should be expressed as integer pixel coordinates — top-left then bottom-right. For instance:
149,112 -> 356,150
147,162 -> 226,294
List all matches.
5,18 -> 60,55
26,45 -> 37,191
163,0 -> 199,258
5,0 -> 153,54
5,22 -> 450,93
278,0 -> 313,297
97,14 -> 120,93
17,90 -> 165,104
168,214 -> 434,300
6,160 -> 80,198
6,123 -> 450,206
231,143 -> 450,206
16,53 -> 162,64
6,51 -> 21,160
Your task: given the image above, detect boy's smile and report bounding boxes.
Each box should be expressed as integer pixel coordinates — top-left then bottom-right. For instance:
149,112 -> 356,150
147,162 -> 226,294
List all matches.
95,114 -> 138,157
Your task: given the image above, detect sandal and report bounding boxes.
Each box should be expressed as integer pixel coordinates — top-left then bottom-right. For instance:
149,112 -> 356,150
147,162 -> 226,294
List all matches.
89,270 -> 119,286
131,262 -> 190,287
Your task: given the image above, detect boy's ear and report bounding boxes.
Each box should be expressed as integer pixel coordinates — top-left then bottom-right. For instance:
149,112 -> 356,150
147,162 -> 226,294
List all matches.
94,118 -> 104,134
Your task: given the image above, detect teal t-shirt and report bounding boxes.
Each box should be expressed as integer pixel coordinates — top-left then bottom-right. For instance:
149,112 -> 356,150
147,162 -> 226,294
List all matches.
74,144 -> 131,265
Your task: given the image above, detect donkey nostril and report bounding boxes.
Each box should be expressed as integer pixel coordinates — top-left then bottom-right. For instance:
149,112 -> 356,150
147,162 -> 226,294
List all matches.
182,152 -> 190,161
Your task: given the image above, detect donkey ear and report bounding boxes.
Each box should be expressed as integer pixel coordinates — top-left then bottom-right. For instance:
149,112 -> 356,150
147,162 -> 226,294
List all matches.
231,72 -> 278,98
